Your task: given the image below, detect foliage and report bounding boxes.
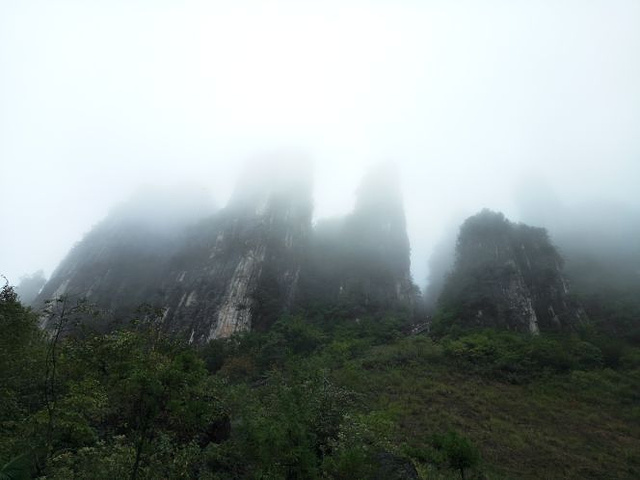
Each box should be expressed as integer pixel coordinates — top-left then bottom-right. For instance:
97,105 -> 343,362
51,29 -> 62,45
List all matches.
441,329 -> 604,383
432,432 -> 480,479
1,280 -> 639,479
0,283 -> 45,465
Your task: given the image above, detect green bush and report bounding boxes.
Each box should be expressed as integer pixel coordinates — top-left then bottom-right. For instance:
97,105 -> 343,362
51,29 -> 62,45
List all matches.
433,431 -> 480,480
443,330 -> 606,382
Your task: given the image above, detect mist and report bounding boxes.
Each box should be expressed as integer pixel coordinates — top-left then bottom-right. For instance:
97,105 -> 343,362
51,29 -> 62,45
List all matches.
1,0 -> 639,290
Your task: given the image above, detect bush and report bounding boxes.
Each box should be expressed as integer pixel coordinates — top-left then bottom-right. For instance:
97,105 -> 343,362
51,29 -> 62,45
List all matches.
433,431 -> 480,480
443,330 -> 607,382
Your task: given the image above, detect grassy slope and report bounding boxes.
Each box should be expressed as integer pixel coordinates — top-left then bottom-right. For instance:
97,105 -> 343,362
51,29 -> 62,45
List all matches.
329,336 -> 640,479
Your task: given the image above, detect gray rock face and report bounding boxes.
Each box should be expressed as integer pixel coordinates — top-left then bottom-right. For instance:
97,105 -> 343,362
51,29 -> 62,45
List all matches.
342,164 -> 416,306
156,163 -> 313,342
438,210 -> 585,333
36,185 -> 216,330
36,163 -> 313,342
14,270 -> 46,307
35,161 -> 417,341
298,164 -> 418,313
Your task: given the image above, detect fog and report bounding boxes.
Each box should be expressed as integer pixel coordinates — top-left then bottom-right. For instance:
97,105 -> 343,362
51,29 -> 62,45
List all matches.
1,0 -> 639,290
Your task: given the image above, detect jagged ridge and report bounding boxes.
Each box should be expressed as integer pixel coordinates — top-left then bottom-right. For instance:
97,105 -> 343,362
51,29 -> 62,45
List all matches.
36,162 -> 418,342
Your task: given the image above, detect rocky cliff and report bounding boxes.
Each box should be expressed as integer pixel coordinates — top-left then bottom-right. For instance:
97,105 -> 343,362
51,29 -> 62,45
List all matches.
37,185 -> 216,329
153,160 -> 313,342
36,161 -> 421,341
298,164 -> 418,315
36,162 -> 313,341
437,210 -> 585,333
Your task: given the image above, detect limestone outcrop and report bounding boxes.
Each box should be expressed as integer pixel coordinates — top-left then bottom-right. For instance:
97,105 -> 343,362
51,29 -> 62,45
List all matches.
437,210 -> 585,333
36,161 -> 420,342
298,164 -> 418,313
155,160 -> 312,342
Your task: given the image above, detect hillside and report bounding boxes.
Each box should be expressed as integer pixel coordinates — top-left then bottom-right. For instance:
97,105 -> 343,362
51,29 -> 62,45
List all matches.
5,187 -> 639,479
2,282 -> 639,479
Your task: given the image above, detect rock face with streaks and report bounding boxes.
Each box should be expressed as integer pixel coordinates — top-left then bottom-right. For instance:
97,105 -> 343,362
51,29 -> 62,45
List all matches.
36,161 -> 313,341
155,160 -> 312,342
35,161 -> 419,342
437,209 -> 585,333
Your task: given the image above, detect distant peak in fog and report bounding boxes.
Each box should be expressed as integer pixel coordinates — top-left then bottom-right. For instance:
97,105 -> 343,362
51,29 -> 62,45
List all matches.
228,153 -> 314,211
103,184 -> 216,231
355,163 -> 403,212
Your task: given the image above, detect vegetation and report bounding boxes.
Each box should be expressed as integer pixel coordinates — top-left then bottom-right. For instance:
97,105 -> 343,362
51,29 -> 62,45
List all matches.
1,281 -> 639,479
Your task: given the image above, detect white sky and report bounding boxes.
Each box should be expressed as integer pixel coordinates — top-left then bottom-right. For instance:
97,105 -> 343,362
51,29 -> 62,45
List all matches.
1,0 -> 639,287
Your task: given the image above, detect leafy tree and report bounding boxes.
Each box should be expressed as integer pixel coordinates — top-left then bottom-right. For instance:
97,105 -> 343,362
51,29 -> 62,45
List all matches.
434,431 -> 480,480
0,280 -> 45,473
62,326 -> 212,479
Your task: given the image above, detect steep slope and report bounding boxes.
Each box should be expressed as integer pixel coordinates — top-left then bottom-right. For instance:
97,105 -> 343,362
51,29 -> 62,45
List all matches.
299,164 -> 418,315
422,220 -> 459,314
36,161 -> 421,340
155,160 -> 312,342
437,210 -> 585,333
36,162 -> 312,342
36,185 -> 215,327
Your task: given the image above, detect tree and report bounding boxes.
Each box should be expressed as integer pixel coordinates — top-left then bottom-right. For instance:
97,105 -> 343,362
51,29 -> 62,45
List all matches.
0,279 -> 45,477
439,431 -> 480,480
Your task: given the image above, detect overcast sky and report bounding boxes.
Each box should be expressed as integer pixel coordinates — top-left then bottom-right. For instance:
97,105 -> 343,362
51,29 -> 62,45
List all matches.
1,0 -> 639,287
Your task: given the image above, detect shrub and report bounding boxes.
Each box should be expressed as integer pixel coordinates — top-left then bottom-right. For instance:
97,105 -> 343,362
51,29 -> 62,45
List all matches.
433,431 -> 480,480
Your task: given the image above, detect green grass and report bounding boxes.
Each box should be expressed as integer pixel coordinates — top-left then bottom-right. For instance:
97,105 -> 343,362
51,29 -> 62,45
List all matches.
328,336 -> 640,479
